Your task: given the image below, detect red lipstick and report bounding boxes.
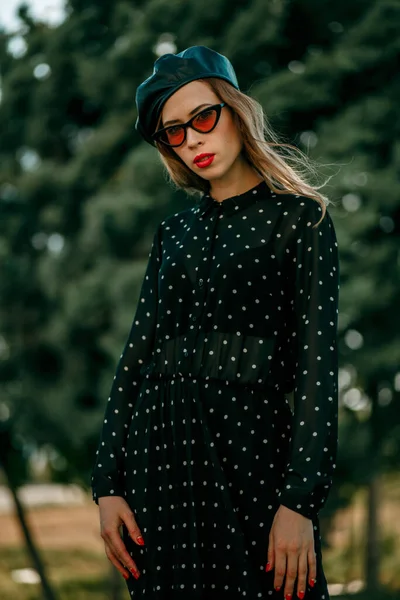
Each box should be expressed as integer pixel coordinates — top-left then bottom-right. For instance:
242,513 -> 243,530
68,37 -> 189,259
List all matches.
193,153 -> 215,168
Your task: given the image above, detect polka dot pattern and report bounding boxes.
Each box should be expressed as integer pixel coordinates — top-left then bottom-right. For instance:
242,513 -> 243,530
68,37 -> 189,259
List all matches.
90,180 -> 339,598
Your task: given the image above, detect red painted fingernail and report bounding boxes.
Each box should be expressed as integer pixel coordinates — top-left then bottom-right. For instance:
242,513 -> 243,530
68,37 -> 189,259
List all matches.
285,595 -> 292,600
137,536 -> 145,546
129,567 -> 140,579
298,592 -> 305,599
275,587 -> 281,592
265,562 -> 271,572
309,578 -> 316,587
122,572 -> 129,580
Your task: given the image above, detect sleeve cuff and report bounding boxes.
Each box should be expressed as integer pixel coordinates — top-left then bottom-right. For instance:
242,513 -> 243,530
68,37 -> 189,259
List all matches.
91,475 -> 125,506
277,485 -> 320,520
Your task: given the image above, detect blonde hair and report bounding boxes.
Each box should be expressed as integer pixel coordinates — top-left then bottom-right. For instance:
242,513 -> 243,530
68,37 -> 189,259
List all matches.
154,77 -> 339,228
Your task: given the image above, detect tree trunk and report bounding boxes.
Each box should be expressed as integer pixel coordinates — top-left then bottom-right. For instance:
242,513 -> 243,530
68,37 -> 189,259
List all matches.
109,561 -> 123,600
3,467 -> 58,600
364,387 -> 381,594
365,470 -> 380,592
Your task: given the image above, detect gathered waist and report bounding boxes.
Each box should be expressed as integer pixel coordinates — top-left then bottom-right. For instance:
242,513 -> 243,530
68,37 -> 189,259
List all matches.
144,369 -> 284,396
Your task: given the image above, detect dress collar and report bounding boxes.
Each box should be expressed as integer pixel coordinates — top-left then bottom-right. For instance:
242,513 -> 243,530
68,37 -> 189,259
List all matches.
194,179 -> 273,218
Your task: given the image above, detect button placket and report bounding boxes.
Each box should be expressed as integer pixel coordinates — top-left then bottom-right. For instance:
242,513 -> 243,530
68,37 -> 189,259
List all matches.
181,206 -> 221,366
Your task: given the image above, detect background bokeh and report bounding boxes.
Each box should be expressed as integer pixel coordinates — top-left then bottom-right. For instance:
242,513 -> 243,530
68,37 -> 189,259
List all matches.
0,0 -> 399,599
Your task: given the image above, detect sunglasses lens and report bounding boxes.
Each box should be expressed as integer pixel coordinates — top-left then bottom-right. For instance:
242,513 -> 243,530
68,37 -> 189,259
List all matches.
163,126 -> 185,146
193,109 -> 217,132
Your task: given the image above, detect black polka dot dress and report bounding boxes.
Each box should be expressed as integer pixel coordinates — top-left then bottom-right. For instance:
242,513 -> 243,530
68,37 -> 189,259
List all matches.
91,179 -> 340,599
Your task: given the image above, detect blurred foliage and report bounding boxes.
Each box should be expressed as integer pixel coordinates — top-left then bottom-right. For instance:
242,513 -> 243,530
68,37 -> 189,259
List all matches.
0,0 -> 399,566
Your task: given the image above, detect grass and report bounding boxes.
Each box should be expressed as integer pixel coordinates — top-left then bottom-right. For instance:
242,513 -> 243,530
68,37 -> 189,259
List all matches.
0,546 -> 118,600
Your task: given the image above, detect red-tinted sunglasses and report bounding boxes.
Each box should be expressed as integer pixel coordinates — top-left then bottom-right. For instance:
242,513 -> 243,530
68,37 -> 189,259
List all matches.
152,102 -> 227,148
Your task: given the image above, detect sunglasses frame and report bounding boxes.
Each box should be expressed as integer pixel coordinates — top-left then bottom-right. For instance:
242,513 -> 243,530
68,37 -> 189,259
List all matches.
152,102 -> 227,147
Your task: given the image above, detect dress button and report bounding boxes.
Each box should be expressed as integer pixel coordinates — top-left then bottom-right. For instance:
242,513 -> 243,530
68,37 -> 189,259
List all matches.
191,315 -> 197,322
183,350 -> 189,357
198,278 -> 204,287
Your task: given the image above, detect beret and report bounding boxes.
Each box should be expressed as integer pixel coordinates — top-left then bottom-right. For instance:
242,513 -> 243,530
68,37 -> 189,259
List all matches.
135,45 -> 240,146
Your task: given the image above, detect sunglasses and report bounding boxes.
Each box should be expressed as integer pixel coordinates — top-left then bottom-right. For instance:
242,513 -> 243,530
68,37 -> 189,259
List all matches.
152,102 -> 227,148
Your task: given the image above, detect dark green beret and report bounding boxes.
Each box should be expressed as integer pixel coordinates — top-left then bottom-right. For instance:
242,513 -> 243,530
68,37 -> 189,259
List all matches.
135,45 -> 240,146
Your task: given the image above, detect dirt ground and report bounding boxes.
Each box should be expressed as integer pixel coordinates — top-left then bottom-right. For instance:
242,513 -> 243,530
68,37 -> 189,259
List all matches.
0,499 -> 104,553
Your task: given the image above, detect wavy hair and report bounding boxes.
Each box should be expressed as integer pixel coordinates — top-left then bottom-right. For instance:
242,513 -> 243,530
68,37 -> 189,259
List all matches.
154,77 -> 338,228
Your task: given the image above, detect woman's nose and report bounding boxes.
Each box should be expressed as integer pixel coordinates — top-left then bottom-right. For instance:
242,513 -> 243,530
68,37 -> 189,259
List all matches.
186,126 -> 203,147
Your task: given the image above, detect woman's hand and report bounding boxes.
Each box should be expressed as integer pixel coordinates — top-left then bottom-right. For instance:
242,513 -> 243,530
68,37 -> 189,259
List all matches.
98,496 -> 145,581
266,504 -> 317,599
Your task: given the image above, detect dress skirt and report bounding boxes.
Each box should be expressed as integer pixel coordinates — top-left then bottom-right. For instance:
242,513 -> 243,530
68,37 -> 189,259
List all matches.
120,373 -> 330,599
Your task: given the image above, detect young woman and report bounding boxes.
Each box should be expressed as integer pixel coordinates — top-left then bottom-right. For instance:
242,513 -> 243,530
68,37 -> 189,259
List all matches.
91,46 -> 340,600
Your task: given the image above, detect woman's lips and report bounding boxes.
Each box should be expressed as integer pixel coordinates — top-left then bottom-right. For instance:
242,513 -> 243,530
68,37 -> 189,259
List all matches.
194,155 -> 215,168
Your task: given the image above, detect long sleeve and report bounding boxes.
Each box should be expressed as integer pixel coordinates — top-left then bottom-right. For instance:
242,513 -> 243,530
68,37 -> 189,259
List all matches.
90,222 -> 163,505
278,200 -> 340,520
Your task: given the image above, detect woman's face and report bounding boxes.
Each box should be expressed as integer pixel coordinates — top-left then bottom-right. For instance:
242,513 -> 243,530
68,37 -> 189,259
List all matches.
159,80 -> 244,184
